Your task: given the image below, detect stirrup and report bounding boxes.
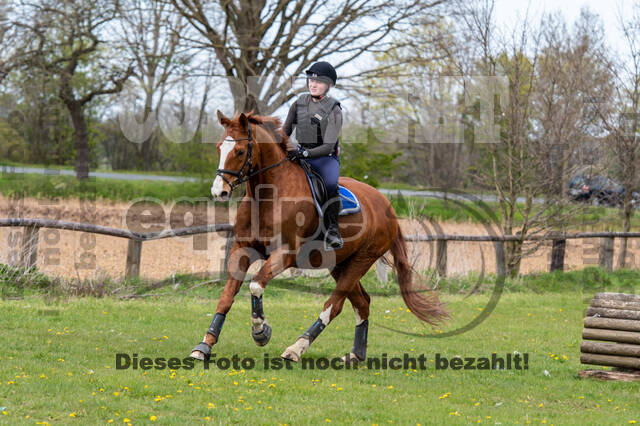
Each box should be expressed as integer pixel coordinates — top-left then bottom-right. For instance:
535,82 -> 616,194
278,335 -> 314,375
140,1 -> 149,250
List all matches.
324,229 -> 343,250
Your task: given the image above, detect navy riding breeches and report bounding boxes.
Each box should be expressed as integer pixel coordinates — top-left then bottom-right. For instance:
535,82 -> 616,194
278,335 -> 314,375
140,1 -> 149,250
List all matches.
302,155 -> 340,195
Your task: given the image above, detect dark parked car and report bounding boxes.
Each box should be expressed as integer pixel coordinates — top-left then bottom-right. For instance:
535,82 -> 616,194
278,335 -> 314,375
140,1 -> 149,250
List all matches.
568,175 -> 628,207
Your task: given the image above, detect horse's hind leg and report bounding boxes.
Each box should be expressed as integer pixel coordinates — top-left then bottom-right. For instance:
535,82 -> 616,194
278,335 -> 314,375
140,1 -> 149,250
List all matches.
341,281 -> 371,365
281,254 -> 375,362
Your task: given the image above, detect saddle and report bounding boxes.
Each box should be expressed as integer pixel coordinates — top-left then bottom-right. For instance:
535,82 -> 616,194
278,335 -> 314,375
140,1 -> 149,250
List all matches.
299,160 -> 361,218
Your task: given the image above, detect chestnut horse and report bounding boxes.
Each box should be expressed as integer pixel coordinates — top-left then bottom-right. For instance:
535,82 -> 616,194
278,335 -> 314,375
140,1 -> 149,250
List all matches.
189,110 -> 449,363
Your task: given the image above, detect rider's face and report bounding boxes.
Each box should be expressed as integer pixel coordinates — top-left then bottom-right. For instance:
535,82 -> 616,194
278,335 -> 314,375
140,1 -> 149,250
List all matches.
308,79 -> 329,97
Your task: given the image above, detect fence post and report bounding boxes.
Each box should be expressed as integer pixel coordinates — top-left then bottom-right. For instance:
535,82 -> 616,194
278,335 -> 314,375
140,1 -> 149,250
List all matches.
125,239 -> 143,279
550,239 -> 566,272
20,226 -> 39,270
598,237 -> 614,272
436,239 -> 447,277
223,230 -> 235,277
376,258 -> 388,283
495,240 -> 506,278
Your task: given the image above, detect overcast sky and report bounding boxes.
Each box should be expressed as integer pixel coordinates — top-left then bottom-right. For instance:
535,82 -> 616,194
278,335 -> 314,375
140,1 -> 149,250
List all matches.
493,0 -> 633,51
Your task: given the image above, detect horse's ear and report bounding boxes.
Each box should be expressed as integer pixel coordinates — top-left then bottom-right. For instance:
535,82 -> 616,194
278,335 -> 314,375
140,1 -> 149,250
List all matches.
217,110 -> 230,127
239,112 -> 248,130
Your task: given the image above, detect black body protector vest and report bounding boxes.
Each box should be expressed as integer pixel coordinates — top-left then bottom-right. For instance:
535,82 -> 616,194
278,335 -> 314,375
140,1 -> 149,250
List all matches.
295,94 -> 341,155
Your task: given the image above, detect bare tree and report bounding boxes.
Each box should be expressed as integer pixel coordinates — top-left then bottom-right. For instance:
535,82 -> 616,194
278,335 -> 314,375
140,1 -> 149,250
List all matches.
533,11 -> 612,203
13,0 -> 133,179
448,0 -> 586,276
168,0 -> 448,114
592,2 -> 640,268
116,0 -> 192,169
0,0 -> 16,83
350,16 -> 470,198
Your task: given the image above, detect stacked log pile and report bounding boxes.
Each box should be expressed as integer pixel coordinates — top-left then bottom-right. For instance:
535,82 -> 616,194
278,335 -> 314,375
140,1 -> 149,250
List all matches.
579,292 -> 640,380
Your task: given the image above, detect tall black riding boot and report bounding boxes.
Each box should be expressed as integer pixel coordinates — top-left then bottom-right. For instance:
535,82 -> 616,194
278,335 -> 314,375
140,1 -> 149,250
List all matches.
323,195 -> 343,250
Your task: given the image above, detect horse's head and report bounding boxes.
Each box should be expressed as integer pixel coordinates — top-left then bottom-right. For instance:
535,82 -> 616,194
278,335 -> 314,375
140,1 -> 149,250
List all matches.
211,110 -> 254,201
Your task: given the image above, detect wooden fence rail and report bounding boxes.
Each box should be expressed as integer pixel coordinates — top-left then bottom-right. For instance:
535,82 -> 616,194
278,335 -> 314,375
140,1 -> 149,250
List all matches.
1,218 -> 233,279
1,218 -> 636,280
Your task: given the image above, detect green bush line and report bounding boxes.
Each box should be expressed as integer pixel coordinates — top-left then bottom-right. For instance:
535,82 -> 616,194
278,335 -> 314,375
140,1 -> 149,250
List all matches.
3,265 -> 639,300
2,173 -> 636,226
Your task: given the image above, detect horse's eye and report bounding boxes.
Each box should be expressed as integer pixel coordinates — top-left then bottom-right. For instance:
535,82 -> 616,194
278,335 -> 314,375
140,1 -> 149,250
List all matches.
237,150 -> 245,156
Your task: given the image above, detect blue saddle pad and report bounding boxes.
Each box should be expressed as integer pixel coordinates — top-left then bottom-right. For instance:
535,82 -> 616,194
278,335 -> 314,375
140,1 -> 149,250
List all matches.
338,185 -> 361,216
302,171 -> 361,217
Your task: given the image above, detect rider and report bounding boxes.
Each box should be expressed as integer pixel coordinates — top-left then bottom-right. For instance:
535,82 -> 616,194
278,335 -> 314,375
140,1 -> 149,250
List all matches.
284,61 -> 343,250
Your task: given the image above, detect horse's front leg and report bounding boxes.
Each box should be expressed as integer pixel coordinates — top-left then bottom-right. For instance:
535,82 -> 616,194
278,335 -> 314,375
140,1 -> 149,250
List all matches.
190,244 -> 254,361
249,246 -> 297,346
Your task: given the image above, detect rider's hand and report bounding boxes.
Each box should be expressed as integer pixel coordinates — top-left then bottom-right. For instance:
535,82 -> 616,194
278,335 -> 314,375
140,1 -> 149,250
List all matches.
287,149 -> 300,162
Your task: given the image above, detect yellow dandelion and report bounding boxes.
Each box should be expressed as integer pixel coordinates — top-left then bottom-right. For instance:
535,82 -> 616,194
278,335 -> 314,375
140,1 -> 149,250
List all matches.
150,415 -> 157,421
69,412 -> 77,418
113,392 -> 119,396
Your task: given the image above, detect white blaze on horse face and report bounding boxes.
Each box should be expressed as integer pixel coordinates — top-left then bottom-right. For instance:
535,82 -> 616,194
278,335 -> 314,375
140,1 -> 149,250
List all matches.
211,136 -> 236,197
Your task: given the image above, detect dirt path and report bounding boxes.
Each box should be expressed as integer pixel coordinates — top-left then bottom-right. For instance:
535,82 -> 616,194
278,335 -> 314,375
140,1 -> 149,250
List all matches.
2,196 -> 638,280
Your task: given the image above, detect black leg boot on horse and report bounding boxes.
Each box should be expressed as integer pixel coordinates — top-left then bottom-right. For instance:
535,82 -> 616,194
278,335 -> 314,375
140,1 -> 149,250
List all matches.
323,191 -> 343,250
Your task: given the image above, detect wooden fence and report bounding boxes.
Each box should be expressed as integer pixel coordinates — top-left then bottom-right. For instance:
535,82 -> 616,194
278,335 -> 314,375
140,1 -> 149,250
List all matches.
1,218 -> 638,279
0,218 -> 233,278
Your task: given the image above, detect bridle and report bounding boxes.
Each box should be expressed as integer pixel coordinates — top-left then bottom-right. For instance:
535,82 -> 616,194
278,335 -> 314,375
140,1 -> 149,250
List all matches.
215,123 -> 287,193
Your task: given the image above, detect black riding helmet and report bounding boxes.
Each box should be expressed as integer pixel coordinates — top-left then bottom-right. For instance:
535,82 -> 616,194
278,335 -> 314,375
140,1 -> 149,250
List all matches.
305,61 -> 337,87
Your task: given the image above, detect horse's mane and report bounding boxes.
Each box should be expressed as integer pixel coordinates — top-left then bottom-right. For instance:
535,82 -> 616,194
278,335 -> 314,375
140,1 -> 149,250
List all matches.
244,112 -> 290,153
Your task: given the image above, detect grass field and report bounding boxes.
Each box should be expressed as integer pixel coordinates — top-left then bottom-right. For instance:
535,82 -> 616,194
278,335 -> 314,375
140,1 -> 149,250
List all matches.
1,268 -> 640,425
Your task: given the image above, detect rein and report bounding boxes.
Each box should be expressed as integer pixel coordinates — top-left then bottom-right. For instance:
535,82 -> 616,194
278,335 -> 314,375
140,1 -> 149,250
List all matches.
216,123 -> 288,193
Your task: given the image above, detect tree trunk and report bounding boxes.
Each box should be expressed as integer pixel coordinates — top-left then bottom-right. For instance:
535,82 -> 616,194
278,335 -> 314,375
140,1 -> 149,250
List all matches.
67,102 -> 90,180
505,239 -> 523,277
617,194 -> 633,269
561,143 -> 569,202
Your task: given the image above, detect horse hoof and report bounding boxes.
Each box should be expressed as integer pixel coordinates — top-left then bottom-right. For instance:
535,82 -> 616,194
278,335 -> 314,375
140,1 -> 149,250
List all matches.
280,349 -> 300,362
252,323 -> 272,346
340,352 -> 364,365
190,342 -> 212,361
190,350 -> 206,360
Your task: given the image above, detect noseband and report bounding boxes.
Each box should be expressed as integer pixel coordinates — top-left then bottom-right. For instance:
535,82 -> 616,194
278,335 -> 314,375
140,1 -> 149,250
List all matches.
215,123 -> 287,194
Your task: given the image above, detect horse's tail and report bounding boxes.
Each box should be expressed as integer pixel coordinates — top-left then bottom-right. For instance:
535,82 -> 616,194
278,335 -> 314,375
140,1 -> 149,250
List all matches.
390,226 -> 450,326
